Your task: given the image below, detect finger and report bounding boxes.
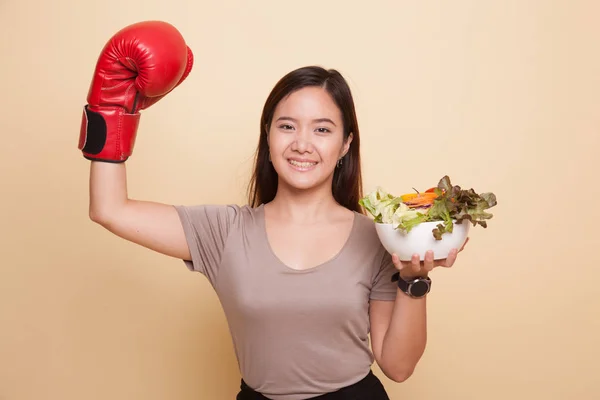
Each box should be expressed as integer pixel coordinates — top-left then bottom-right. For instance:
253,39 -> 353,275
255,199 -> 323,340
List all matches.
440,248 -> 459,267
392,253 -> 411,271
459,237 -> 470,252
392,253 -> 414,272
411,253 -> 422,273
391,253 -> 402,270
424,250 -> 435,271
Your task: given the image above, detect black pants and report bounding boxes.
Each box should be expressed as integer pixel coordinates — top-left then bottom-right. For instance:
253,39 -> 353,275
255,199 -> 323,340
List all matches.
236,370 -> 390,400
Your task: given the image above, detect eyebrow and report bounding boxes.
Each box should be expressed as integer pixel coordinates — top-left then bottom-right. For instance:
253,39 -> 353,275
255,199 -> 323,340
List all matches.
276,116 -> 337,126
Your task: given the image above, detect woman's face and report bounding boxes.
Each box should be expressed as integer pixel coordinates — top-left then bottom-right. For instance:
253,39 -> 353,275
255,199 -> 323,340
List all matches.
267,86 -> 352,193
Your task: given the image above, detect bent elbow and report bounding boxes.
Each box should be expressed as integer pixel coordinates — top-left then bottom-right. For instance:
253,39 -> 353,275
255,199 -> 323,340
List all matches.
89,208 -> 104,224
89,207 -> 114,228
386,367 -> 415,383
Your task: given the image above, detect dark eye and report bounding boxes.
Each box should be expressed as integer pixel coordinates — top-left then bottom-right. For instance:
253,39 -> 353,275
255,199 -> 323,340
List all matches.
279,124 -> 294,130
316,127 -> 331,133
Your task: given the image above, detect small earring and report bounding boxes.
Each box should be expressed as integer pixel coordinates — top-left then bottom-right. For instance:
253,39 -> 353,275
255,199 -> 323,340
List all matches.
337,158 -> 343,168
268,154 -> 272,162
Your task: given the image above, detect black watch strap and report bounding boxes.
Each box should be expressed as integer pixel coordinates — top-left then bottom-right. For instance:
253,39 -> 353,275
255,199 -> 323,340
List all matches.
391,272 -> 431,298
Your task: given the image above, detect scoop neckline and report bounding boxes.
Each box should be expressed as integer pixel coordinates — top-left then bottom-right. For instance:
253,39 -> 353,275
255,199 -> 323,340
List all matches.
257,203 -> 359,274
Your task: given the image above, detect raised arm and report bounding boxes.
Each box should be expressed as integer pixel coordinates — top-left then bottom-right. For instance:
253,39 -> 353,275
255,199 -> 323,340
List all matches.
78,21 -> 194,260
88,162 -> 190,260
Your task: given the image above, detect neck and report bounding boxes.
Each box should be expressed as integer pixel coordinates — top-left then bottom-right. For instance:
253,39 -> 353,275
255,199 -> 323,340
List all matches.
267,180 -> 343,224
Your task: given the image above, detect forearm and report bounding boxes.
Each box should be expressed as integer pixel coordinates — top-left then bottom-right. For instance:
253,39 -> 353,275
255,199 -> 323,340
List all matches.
380,289 -> 427,381
89,161 -> 129,221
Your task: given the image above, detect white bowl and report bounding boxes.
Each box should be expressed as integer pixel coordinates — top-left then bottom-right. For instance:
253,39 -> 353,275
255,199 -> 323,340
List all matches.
375,220 -> 470,261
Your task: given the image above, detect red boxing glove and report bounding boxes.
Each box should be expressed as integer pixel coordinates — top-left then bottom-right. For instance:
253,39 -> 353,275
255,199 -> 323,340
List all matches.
79,21 -> 194,162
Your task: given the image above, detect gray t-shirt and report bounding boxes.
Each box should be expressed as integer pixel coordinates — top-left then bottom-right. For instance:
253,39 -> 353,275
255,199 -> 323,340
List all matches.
174,203 -> 398,400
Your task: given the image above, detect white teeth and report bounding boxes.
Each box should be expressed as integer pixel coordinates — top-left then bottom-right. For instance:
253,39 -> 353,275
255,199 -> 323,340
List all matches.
289,160 -> 317,168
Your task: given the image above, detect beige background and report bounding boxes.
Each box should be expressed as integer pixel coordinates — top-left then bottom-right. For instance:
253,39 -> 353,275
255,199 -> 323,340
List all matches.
1,0 -> 599,399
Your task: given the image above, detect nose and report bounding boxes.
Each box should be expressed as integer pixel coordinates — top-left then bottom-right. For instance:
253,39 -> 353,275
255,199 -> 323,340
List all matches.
290,128 -> 313,153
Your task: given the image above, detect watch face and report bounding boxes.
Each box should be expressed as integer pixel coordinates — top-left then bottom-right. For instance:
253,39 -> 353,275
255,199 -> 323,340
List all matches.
410,280 -> 430,297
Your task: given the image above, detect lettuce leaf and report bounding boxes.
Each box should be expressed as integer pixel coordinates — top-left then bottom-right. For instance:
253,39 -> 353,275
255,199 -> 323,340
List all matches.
428,175 -> 497,235
359,175 -> 497,240
391,203 -> 429,232
358,187 -> 400,223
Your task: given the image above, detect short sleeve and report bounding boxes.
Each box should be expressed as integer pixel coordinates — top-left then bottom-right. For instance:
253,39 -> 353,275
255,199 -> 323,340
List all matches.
174,204 -> 239,286
369,246 -> 399,301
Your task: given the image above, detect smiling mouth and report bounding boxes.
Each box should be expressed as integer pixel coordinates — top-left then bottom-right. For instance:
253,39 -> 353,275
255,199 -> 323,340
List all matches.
288,159 -> 318,170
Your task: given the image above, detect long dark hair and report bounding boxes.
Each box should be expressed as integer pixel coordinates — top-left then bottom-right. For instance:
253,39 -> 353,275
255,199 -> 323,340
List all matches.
247,66 -> 364,214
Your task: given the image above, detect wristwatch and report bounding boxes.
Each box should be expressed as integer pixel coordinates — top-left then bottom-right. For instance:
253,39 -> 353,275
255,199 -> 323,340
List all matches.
391,272 -> 431,298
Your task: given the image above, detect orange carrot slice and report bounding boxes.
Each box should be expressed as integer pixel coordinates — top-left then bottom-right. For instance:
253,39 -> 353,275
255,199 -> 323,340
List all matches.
401,192 -> 438,207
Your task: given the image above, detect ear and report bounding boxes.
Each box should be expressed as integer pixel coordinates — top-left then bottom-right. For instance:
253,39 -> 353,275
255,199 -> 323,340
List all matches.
341,132 -> 354,158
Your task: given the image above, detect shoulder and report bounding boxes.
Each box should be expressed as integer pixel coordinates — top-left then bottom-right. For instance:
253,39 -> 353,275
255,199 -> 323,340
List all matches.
174,203 -> 262,217
352,213 -> 398,299
353,211 -> 375,227
349,212 -> 388,257
173,203 -> 263,231
353,212 -> 379,240
229,203 -> 263,223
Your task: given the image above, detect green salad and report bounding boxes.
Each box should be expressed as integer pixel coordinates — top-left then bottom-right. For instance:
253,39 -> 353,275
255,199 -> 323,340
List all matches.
359,175 -> 497,240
